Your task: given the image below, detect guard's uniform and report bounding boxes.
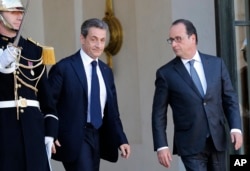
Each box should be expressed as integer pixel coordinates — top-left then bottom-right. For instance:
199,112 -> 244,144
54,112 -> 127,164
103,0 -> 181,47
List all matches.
0,34 -> 58,171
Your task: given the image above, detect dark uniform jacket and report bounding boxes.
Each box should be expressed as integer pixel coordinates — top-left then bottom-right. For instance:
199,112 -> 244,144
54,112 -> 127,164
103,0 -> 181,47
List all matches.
0,34 -> 58,171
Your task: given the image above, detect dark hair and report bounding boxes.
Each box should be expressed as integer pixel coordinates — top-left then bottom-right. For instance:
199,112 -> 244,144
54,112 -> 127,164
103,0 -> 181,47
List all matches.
172,19 -> 198,44
81,18 -> 109,38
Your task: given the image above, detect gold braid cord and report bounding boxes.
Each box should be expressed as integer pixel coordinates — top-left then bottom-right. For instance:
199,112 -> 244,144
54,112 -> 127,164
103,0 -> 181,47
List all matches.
15,76 -> 38,92
17,54 -> 45,92
13,69 -> 19,119
13,53 -> 45,119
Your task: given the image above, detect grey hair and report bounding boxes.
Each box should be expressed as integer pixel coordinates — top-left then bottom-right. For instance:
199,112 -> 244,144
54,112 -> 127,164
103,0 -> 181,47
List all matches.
81,18 -> 109,38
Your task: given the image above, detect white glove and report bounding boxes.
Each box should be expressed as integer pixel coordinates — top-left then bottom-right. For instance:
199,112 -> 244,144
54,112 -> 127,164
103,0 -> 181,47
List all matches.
45,136 -> 54,159
0,44 -> 21,68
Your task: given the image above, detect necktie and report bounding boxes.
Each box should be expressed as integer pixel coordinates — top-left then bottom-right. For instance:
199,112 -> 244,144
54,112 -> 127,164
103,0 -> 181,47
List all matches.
90,61 -> 102,129
189,60 -> 204,97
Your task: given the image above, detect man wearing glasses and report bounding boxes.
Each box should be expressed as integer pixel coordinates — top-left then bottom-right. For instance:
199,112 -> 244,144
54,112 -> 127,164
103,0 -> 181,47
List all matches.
151,19 -> 243,171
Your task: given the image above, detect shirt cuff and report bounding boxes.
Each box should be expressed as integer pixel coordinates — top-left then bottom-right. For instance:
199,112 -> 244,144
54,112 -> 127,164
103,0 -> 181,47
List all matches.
230,128 -> 242,134
157,146 -> 168,151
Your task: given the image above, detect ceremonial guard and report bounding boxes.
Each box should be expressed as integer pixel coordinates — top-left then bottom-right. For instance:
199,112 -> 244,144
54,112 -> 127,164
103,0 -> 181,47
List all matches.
0,0 -> 58,171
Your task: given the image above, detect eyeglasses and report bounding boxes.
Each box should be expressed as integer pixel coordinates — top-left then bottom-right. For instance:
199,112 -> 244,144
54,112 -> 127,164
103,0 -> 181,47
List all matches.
166,36 -> 189,44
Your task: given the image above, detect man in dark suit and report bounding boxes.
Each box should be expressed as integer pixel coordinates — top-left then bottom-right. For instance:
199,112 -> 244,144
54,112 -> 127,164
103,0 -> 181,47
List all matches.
151,19 -> 243,171
48,18 -> 130,171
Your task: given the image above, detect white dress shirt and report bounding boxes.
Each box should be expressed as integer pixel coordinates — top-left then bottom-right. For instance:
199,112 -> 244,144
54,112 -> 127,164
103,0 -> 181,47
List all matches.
80,49 -> 107,122
181,50 -> 207,94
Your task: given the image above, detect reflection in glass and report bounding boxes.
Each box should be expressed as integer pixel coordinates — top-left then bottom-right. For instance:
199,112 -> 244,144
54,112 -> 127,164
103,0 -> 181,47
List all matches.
234,0 -> 246,21
235,25 -> 250,154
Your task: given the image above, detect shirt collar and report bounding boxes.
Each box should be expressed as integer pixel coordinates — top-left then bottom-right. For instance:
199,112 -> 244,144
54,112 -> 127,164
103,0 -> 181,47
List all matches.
181,50 -> 201,65
80,48 -> 99,65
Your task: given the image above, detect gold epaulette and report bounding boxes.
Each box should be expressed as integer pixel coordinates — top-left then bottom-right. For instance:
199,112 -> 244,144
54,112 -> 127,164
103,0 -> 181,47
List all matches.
41,45 -> 56,65
27,37 -> 56,65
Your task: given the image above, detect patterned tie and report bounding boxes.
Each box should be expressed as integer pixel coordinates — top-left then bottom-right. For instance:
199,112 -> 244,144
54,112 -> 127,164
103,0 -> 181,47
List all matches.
90,61 -> 102,129
189,60 -> 204,97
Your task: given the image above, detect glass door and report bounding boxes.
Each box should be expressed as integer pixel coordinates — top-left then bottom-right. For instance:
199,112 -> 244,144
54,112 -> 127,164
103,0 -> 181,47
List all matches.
234,0 -> 250,154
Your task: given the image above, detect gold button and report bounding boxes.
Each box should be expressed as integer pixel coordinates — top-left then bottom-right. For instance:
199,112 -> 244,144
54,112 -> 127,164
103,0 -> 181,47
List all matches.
20,109 -> 24,113
18,98 -> 27,107
16,84 -> 21,89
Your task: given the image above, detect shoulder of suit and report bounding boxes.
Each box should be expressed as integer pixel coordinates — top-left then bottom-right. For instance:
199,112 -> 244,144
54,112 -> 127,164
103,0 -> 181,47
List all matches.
98,59 -> 111,70
199,52 -> 220,61
27,37 -> 56,65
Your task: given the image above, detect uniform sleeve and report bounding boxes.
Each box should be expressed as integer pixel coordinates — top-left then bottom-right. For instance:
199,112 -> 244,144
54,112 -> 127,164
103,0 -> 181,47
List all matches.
37,65 -> 59,139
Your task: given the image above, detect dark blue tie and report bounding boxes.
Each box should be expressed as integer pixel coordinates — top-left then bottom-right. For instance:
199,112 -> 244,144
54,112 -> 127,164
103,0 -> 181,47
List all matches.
90,61 -> 102,129
189,60 -> 204,97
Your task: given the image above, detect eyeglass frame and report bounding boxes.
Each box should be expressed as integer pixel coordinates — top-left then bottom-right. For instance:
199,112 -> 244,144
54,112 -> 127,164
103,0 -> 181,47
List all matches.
166,34 -> 192,44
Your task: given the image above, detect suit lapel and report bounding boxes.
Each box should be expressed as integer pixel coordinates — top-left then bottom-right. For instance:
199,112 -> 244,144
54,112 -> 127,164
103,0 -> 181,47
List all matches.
174,57 -> 205,97
70,51 -> 88,94
98,61 -> 109,93
200,53 -> 213,97
173,57 -> 203,97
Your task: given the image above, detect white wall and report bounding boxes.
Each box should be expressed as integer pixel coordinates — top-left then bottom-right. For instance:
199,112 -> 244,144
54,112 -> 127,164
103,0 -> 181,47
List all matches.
171,0 -> 216,55
22,0 -> 44,43
22,0 -> 216,170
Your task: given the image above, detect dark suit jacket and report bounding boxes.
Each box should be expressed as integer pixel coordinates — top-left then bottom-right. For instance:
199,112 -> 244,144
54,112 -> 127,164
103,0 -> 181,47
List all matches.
48,51 -> 128,162
152,52 -> 241,156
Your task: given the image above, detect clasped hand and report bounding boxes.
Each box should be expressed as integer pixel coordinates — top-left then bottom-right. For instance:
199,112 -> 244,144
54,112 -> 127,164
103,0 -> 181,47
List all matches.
0,44 -> 21,73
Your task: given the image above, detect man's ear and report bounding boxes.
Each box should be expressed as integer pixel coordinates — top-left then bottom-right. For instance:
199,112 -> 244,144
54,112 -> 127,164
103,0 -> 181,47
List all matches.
80,34 -> 85,45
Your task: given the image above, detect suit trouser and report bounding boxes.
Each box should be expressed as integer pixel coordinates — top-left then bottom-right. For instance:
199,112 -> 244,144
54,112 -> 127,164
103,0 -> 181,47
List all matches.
181,137 -> 226,171
63,124 -> 100,171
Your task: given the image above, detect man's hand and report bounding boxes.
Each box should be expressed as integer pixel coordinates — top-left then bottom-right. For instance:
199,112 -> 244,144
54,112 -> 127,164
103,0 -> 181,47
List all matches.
119,144 -> 131,159
52,139 -> 61,154
0,44 -> 21,68
157,148 -> 172,168
231,132 -> 243,150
